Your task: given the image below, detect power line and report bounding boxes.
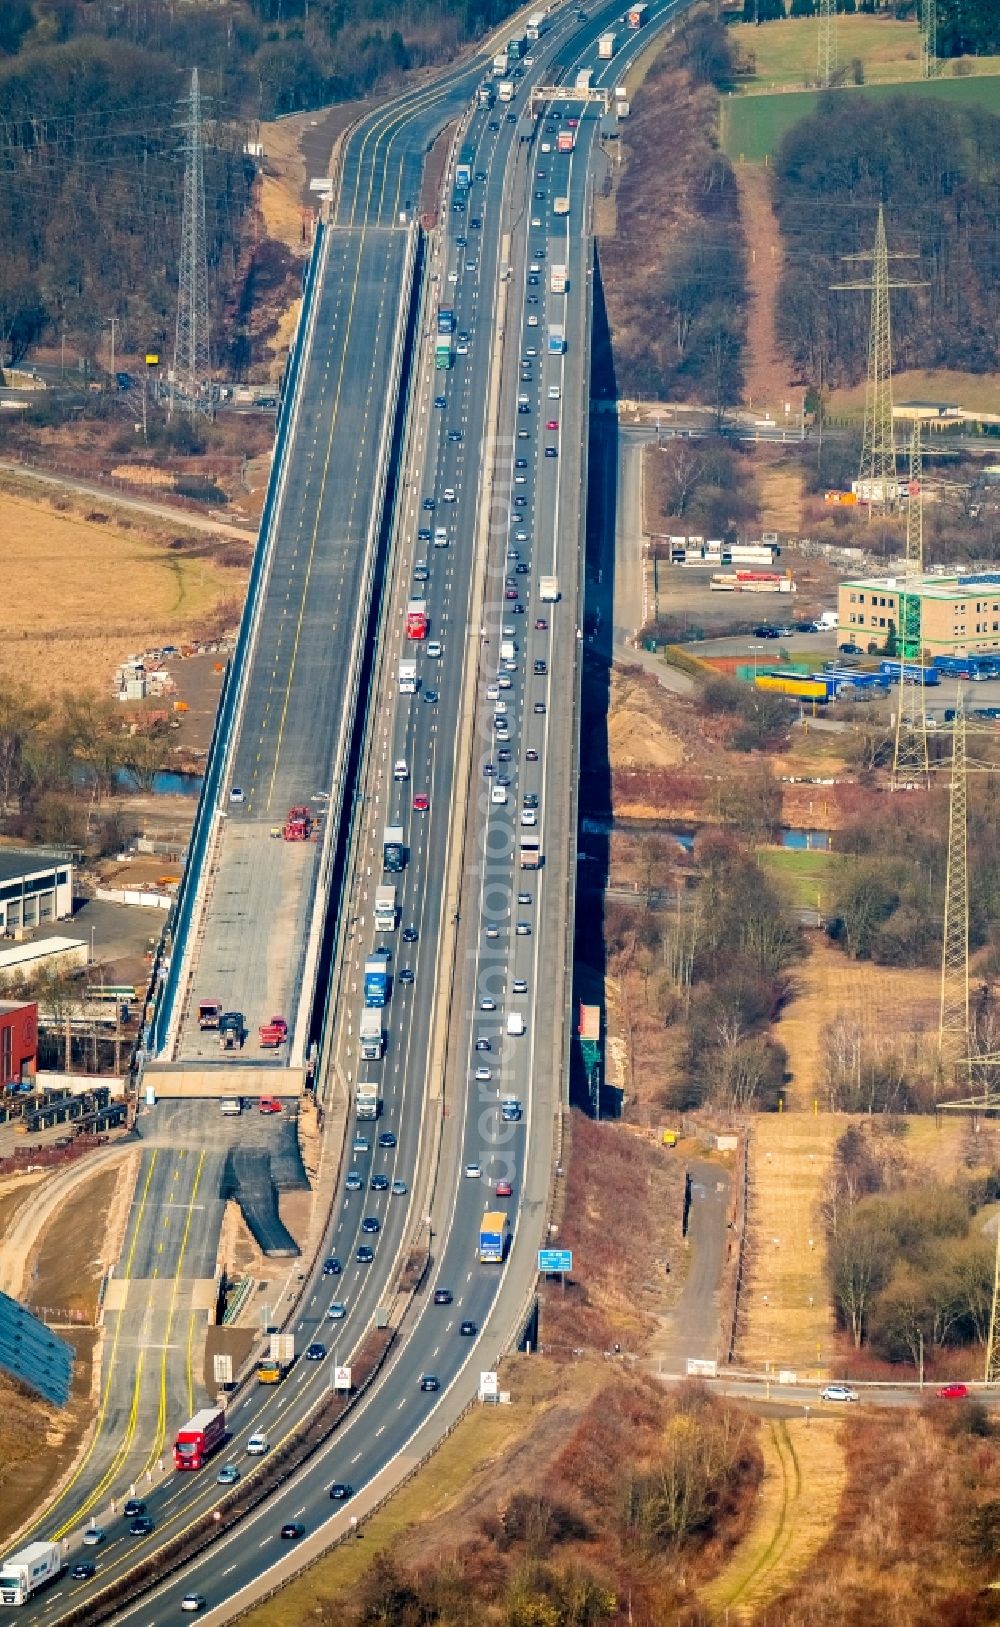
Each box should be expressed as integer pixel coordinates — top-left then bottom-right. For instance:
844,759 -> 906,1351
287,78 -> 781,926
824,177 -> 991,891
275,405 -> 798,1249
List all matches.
891,420 -> 929,791
939,687 -> 969,1076
922,0 -> 939,79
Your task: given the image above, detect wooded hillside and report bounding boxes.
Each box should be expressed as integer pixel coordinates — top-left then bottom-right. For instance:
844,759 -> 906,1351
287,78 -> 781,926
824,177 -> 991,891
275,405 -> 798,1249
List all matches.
772,94 -> 1000,389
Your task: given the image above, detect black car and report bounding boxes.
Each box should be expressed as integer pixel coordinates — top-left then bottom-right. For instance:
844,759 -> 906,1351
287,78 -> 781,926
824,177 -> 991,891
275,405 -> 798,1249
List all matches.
752,625 -> 781,639
433,1288 -> 453,1305
71,1562 -> 96,1580
362,1216 -> 381,1234
130,1516 -> 154,1536
475,1037 -> 491,1051
281,1523 -> 306,1540
330,1482 -> 353,1500
378,1130 -> 397,1147
838,641 -> 862,655
459,1320 -> 477,1337
534,659 -> 547,674
306,1341 -> 326,1360
399,968 -> 415,985
417,526 -> 431,542
434,395 -> 447,409
517,562 -> 529,574
423,689 -> 439,704
422,496 -> 435,510
402,927 -> 418,943
322,1256 -> 342,1276
498,747 -> 512,762
420,1374 -> 440,1391
356,1245 -> 375,1263
123,1499 -> 146,1518
371,1173 -> 390,1191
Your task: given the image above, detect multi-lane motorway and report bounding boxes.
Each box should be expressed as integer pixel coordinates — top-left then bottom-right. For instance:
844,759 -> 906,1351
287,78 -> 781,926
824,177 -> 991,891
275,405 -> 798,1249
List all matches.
1,4 -> 696,1621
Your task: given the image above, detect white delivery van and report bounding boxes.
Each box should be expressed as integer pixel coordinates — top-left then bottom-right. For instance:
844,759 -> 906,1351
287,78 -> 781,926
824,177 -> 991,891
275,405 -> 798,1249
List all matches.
506,1012 -> 525,1037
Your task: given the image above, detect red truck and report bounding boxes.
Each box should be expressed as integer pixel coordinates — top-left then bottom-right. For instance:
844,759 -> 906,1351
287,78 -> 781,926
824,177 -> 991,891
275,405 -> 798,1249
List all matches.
173,1406 -> 226,1470
556,130 -> 574,153
258,1015 -> 288,1048
283,805 -> 313,841
405,598 -> 428,640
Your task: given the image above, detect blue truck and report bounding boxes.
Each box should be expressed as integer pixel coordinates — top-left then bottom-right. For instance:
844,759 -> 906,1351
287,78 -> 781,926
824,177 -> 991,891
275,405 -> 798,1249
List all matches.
932,654 -> 999,680
363,953 -> 390,1008
878,660 -> 941,686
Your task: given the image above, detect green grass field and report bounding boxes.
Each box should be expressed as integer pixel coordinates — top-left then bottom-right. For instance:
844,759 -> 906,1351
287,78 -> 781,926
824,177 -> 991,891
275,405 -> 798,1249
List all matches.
721,73 -> 1000,163
758,845 -> 844,911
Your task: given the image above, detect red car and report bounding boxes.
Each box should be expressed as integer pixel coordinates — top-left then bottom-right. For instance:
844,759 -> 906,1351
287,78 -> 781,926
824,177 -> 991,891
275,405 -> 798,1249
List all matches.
937,1382 -> 969,1400
534,617 -> 548,631
495,1179 -> 513,1198
258,1096 -> 282,1115
546,419 -> 559,430
413,792 -> 429,811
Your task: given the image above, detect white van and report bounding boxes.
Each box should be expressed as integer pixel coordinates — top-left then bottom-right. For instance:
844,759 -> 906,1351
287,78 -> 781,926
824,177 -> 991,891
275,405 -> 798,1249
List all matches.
434,527 -> 448,547
491,783 -> 508,804
506,1012 -> 525,1037
220,1098 -> 242,1116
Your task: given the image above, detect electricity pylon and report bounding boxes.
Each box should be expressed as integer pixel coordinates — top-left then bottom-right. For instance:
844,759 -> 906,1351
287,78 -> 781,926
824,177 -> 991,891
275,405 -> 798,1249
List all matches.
939,688 -> 969,1073
922,0 -> 939,79
818,0 -> 837,89
986,1225 -> 1000,1384
891,420 -> 929,789
172,68 -> 212,418
832,207 -> 925,518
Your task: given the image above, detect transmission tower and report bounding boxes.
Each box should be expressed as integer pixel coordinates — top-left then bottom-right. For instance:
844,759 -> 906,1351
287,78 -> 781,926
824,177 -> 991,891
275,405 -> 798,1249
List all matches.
817,0 -> 837,88
986,1226 -> 1000,1384
939,688 -> 970,1069
172,68 -> 212,418
922,0 -> 939,78
891,419 -> 929,789
832,208 -> 925,518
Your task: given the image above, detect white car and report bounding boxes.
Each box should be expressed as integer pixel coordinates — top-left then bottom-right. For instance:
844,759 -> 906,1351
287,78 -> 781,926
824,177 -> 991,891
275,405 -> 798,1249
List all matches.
820,1384 -> 858,1402
393,759 -> 408,780
498,675 -> 512,690
247,1432 -> 268,1454
181,1596 -> 207,1614
520,809 -> 537,826
443,487 -> 456,502
548,385 -> 561,399
427,640 -> 442,658
456,340 -> 469,355
82,1527 -> 105,1547
464,1162 -> 482,1178
527,314 -> 539,327
541,140 -> 551,151
229,787 -> 245,805
447,269 -> 458,283
487,683 -> 500,700
475,1066 -> 492,1081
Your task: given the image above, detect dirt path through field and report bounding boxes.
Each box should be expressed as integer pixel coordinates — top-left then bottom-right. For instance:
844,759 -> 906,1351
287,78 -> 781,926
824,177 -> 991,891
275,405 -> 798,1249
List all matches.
700,1415 -> 845,1622
734,164 -> 795,417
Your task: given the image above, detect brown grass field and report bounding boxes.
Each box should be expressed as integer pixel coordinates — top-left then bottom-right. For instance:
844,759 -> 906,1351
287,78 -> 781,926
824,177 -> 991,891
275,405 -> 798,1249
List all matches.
0,485 -> 245,695
776,938 -> 939,1110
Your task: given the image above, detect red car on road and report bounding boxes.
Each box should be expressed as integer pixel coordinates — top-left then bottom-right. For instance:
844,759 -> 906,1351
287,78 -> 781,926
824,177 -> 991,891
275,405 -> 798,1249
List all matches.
496,1179 -> 513,1198
413,793 -> 429,811
938,1382 -> 970,1400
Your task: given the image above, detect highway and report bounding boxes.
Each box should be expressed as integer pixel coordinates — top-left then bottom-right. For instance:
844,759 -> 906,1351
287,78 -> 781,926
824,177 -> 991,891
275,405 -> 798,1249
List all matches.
0,6 -> 698,1623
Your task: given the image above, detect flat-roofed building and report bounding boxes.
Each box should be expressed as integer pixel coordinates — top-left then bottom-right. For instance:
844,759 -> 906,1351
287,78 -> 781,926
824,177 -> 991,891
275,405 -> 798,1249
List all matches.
0,850 -> 73,935
837,571 -> 1000,659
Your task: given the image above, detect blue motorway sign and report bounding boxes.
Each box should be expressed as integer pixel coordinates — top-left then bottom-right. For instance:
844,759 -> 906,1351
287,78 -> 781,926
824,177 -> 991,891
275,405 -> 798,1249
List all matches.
538,1248 -> 573,1273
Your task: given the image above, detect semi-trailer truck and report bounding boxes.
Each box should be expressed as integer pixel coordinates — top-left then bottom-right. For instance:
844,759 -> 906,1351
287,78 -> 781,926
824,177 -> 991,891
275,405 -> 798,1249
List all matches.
575,67 -> 593,89
374,884 -> 398,931
0,1543 -> 63,1607
493,50 -> 508,73
359,1011 -> 384,1062
598,30 -> 616,56
497,79 -> 515,102
526,10 -> 546,40
556,130 -> 574,152
437,305 -> 455,333
477,82 -> 494,106
434,335 -> 453,369
627,2 -> 648,25
364,953 -> 391,1007
478,1210 -> 511,1263
173,1406 -> 226,1469
539,575 -> 560,601
257,1334 -> 294,1385
383,825 -> 406,871
553,196 -> 569,216
455,162 -> 472,190
520,834 -> 542,869
549,263 -> 568,293
547,325 -> 565,354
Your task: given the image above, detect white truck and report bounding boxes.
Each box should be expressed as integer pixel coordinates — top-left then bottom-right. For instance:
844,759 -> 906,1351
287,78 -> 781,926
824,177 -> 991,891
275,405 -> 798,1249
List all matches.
398,659 -> 419,695
598,30 -> 616,57
359,1011 -> 384,1062
493,50 -> 508,73
374,884 -> 398,932
575,67 -> 593,90
526,9 -> 546,40
0,1542 -> 63,1607
497,79 -> 515,102
549,263 -> 568,294
506,1012 -> 526,1037
553,196 -> 570,217
539,575 -> 560,602
356,1078 -> 380,1117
